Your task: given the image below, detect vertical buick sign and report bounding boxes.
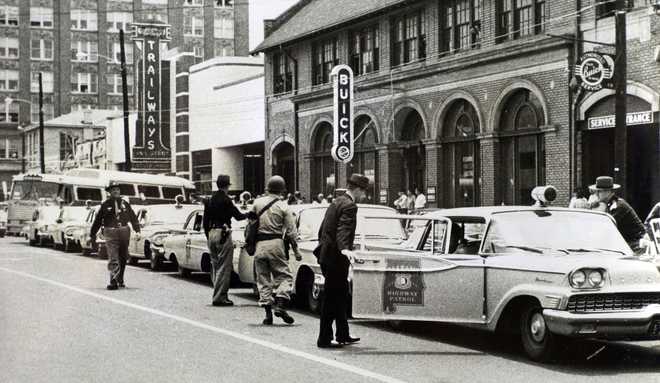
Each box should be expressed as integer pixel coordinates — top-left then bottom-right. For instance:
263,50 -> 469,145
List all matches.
131,22 -> 171,172
331,65 -> 354,164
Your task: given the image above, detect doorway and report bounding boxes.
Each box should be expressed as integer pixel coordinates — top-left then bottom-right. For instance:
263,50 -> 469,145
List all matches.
272,142 -> 295,193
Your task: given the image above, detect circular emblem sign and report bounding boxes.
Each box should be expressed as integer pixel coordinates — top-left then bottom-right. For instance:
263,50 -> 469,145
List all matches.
574,52 -> 615,92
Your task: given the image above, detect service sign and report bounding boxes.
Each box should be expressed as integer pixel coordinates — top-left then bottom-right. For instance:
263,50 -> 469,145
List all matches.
331,65 -> 354,164
588,111 -> 654,130
574,52 -> 615,92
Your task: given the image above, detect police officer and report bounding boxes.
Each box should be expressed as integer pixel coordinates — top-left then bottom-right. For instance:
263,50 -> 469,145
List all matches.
252,175 -> 301,325
90,181 -> 140,290
315,174 -> 369,348
203,175 -> 248,306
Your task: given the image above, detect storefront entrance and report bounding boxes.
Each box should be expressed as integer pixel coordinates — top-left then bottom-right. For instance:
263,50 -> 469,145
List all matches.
581,95 -> 660,216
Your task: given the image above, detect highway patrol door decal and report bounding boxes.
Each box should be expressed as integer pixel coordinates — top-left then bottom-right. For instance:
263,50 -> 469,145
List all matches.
383,258 -> 426,314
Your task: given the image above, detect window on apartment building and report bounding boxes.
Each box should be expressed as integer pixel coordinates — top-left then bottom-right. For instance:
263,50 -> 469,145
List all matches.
0,70 -> 19,92
273,53 -> 293,94
31,39 -> 54,60
111,42 -> 134,63
30,72 -> 54,93
312,38 -> 338,86
185,0 -> 204,6
184,16 -> 204,36
0,6 -> 19,26
71,10 -> 98,31
0,137 -> 19,159
143,0 -> 169,4
0,38 -> 19,59
193,46 -> 204,63
350,25 -> 379,75
214,16 -> 234,39
0,102 -> 18,123
71,73 -> 98,94
107,12 -> 133,32
30,7 -> 54,28
391,9 -> 427,66
30,99 -> 55,123
71,40 -> 99,62
596,0 -> 617,19
496,0 -> 546,42
440,0 -> 482,54
108,74 -> 134,95
215,0 -> 233,7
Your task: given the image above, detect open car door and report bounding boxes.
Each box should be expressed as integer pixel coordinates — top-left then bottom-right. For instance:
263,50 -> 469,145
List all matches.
348,216 -> 485,323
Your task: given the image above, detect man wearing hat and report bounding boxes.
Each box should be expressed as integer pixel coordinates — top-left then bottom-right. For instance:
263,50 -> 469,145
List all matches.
314,174 -> 369,348
590,176 -> 646,254
203,175 -> 248,306
90,181 -> 141,290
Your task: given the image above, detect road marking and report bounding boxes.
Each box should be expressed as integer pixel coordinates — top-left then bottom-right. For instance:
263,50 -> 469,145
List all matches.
0,266 -> 407,383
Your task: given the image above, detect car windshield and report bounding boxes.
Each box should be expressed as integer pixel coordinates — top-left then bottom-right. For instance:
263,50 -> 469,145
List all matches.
482,210 -> 631,255
298,207 -> 405,241
148,206 -> 199,225
11,181 -> 60,201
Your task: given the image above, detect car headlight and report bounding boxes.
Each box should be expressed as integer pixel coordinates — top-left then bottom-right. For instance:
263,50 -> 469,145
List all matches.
570,268 -> 606,289
151,234 -> 167,247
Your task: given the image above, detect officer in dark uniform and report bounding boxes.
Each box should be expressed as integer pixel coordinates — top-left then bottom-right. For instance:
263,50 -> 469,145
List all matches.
315,174 -> 369,348
90,181 -> 140,290
203,175 -> 248,306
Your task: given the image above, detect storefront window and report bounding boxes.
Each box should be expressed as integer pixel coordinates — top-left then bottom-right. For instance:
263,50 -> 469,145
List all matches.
311,123 -> 336,198
442,100 -> 480,207
498,89 -> 546,205
192,149 -> 212,194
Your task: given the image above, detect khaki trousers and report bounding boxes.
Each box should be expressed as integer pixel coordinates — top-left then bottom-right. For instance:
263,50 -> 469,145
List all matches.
254,238 -> 293,306
105,226 -> 131,285
208,229 -> 234,304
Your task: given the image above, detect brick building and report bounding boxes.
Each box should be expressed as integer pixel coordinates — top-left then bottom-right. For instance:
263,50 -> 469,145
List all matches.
0,0 -> 249,180
254,0 -> 660,215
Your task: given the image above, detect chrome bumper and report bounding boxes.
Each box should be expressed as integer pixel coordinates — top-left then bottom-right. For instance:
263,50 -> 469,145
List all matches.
544,305 -> 660,340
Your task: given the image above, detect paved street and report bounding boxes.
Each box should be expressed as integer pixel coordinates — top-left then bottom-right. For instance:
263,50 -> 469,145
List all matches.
1,237 -> 659,383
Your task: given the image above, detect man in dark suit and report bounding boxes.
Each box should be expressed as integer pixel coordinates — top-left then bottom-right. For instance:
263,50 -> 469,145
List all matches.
315,174 -> 370,348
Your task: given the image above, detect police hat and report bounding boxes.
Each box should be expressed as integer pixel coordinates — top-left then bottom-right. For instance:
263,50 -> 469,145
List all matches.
105,181 -> 121,192
216,175 -> 231,189
347,174 -> 370,190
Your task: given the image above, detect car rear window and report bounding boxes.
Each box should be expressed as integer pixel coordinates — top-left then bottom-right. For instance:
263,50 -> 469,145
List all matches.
138,185 -> 160,198
163,187 -> 182,199
118,184 -> 136,196
77,187 -> 103,202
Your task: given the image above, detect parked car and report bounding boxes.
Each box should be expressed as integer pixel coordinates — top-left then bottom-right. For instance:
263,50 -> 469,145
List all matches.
0,202 -> 7,237
346,189 -> 660,362
73,205 -> 101,256
130,203 -> 201,269
47,205 -> 91,251
236,204 -> 404,312
159,208 -> 248,277
26,205 -> 61,246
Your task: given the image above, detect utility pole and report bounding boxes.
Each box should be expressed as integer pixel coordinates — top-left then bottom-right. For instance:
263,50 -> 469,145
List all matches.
38,72 -> 45,174
614,1 -> 627,196
120,29 -> 131,172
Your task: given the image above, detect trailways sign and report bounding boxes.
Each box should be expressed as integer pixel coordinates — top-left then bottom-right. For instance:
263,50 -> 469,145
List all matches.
131,22 -> 172,172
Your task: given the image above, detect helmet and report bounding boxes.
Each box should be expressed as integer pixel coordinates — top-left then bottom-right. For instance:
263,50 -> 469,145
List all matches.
266,175 -> 286,194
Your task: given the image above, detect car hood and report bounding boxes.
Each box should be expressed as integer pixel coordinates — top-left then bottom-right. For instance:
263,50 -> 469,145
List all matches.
489,253 -> 660,286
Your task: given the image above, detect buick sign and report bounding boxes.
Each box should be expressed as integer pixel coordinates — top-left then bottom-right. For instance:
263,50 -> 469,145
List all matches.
574,52 -> 615,92
331,65 -> 354,164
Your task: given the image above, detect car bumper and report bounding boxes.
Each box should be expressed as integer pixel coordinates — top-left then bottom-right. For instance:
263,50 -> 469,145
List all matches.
544,305 -> 660,340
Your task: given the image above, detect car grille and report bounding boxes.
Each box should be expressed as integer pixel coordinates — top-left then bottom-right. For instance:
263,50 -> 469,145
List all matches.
567,293 -> 660,313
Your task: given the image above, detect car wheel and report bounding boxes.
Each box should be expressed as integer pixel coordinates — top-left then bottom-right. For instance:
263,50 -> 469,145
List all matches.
150,253 -> 163,271
98,246 -> 107,259
128,256 -> 139,266
64,239 -> 71,252
38,236 -> 47,247
252,283 -> 259,296
520,304 -> 561,362
306,281 -> 321,314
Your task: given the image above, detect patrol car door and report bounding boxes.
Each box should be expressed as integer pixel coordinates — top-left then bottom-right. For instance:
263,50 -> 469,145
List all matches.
350,217 -> 484,323
185,211 -> 205,271
131,208 -> 148,256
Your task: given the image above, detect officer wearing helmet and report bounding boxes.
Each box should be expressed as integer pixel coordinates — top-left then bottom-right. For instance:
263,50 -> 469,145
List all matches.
251,175 -> 301,325
90,181 -> 140,290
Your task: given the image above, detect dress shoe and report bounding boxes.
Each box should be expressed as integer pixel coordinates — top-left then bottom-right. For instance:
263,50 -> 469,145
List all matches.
212,300 -> 234,307
106,281 -> 118,290
317,341 -> 344,349
262,305 -> 273,325
337,336 -> 360,345
118,283 -> 125,288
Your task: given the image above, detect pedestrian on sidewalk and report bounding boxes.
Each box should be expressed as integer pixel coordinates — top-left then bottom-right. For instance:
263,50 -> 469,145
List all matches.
590,176 -> 646,254
393,191 -> 407,214
314,174 -> 368,348
203,175 -> 248,306
414,186 -> 426,213
568,186 -> 589,209
90,182 -> 140,290
252,176 -> 301,325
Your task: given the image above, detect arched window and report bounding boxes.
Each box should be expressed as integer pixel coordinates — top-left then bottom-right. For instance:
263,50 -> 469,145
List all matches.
311,122 -> 336,197
395,108 -> 426,192
498,89 -> 546,205
272,141 -> 295,193
441,99 -> 480,207
350,115 -> 378,202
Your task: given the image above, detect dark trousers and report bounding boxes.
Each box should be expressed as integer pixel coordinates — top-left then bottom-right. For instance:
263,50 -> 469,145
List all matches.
105,226 -> 130,285
318,263 -> 350,343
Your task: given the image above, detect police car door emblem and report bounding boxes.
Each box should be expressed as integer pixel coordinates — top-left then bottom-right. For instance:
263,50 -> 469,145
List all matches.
383,258 -> 425,314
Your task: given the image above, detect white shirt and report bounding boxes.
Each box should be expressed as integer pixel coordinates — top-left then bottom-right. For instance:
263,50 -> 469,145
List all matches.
414,193 -> 427,210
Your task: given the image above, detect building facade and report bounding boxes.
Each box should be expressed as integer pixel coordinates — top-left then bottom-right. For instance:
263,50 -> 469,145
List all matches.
256,0 -> 660,215
0,0 -> 249,177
